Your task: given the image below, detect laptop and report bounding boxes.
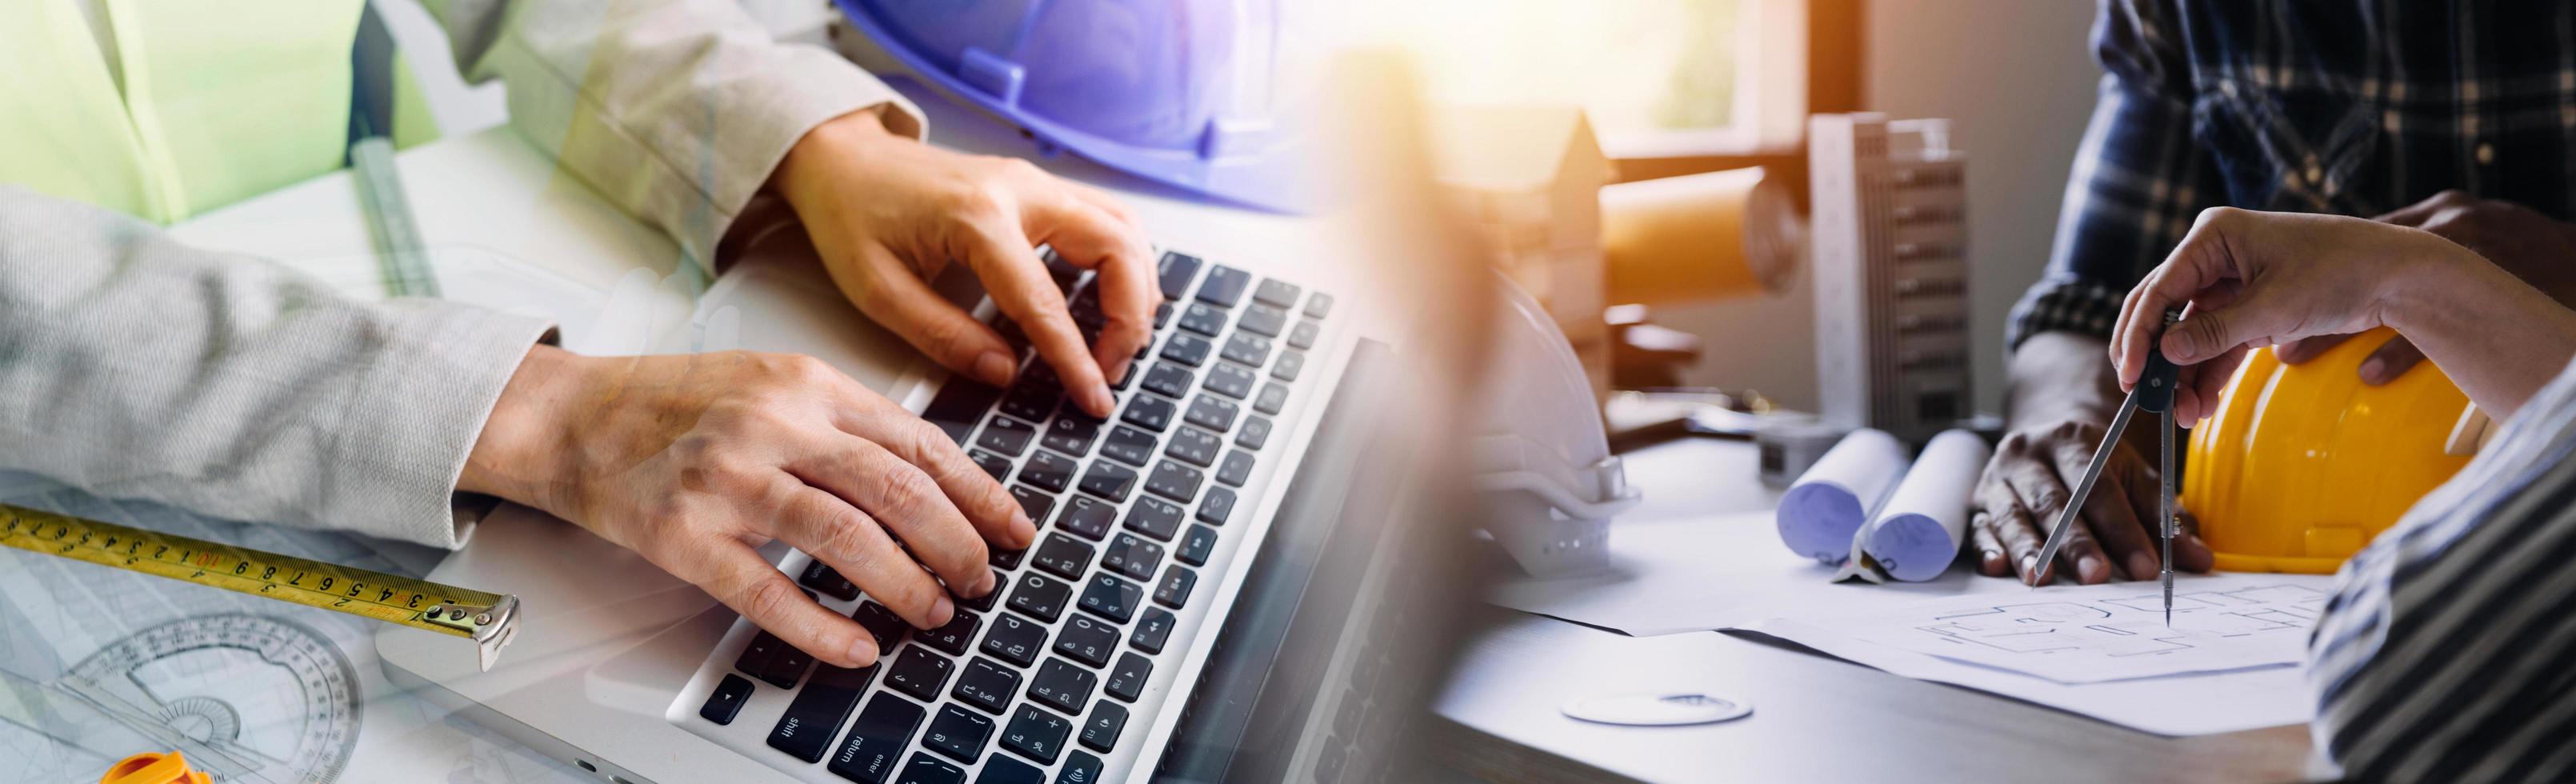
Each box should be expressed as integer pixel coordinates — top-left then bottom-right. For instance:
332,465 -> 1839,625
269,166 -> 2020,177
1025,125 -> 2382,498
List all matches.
378,50 -> 1493,783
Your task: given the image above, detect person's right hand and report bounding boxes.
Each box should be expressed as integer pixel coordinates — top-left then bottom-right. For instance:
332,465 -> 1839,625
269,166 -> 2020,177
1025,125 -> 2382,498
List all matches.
459,345 -> 1038,669
1971,333 -> 2213,585
2110,207 -> 2438,422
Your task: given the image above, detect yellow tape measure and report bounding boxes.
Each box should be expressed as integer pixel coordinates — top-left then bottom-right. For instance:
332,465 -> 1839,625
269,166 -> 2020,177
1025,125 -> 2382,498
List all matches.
0,502 -> 520,670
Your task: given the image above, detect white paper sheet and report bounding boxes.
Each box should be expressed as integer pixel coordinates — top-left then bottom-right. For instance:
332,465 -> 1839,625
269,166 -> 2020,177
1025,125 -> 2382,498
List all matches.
1777,575 -> 2330,684
1485,511 -> 2030,635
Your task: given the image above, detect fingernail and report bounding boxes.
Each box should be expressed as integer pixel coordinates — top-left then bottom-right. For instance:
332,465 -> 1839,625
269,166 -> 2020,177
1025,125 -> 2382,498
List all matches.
2359,358 -> 2388,384
2128,551 -> 2158,581
1088,383 -> 1116,415
2019,554 -> 2038,581
846,638 -> 878,668
928,594 -> 955,627
1010,512 -> 1038,544
972,566 -> 998,597
1106,357 -> 1134,386
2078,554 -> 2107,583
974,352 -> 1016,386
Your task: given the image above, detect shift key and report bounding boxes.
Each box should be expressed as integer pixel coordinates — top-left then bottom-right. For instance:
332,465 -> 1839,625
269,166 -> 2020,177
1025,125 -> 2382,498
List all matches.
827,693 -> 926,783
769,662 -> 877,762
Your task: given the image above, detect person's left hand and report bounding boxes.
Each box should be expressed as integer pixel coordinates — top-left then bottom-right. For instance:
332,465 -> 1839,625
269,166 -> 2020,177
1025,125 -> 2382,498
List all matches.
773,108 -> 1158,419
2275,190 -> 2576,383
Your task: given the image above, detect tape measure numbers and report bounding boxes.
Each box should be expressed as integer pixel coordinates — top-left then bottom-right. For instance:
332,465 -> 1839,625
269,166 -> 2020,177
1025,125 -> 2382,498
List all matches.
0,502 -> 519,670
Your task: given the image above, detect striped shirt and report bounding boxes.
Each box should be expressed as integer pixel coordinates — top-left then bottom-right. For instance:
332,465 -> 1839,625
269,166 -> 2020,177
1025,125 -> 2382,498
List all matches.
2009,0 -> 2576,350
2309,354 -> 2576,781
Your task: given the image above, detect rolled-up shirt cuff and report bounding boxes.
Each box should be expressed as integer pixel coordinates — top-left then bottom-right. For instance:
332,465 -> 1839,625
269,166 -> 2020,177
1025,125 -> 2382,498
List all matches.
2006,276 -> 2127,351
334,301 -> 555,548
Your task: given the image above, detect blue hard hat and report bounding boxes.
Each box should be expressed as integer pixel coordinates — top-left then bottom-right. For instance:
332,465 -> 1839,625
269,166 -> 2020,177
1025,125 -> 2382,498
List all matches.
837,0 -> 1314,211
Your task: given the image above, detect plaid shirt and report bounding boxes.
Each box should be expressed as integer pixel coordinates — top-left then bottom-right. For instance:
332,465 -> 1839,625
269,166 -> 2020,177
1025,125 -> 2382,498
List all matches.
2008,0 -> 2576,350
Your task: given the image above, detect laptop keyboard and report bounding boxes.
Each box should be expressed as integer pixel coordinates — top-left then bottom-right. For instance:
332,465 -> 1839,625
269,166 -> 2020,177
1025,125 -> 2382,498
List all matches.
685,250 -> 1334,783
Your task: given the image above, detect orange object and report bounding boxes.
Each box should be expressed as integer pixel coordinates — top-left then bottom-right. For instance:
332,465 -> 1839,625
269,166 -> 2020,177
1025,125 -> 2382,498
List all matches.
100,752 -> 210,784
2183,327 -> 2476,573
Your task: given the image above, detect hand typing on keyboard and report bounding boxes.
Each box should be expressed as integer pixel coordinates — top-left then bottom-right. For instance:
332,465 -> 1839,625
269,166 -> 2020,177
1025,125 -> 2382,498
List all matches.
774,106 -> 1160,419
460,346 -> 1039,668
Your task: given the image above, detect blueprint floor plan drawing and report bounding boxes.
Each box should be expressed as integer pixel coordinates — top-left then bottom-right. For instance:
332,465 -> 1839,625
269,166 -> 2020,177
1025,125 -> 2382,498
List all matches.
1802,576 -> 2330,684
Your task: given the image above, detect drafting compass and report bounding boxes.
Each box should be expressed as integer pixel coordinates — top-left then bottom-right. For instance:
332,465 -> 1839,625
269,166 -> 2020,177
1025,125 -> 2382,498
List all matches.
2032,312 -> 2182,623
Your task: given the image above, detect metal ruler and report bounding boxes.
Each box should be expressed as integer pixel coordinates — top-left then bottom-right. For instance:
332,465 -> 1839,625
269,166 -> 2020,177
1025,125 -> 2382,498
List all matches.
0,502 -> 518,670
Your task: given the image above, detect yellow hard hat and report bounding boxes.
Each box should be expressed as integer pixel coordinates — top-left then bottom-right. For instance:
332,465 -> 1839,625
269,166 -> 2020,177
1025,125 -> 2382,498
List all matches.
101,752 -> 210,784
2182,327 -> 2478,574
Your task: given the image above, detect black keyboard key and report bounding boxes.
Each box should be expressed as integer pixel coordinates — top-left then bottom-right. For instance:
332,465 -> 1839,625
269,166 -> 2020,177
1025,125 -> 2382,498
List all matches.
900,753 -> 966,784
978,754 -> 1047,784
1235,417 -> 1272,450
977,416 -> 1036,457
1236,303 -> 1289,338
981,613 -> 1047,667
1197,486 -> 1237,526
802,560 -> 860,602
762,641 -> 814,690
1030,534 -> 1096,581
1056,496 -> 1117,540
1271,350 -> 1303,382
1139,363 -> 1194,399
990,544 -> 1026,572
1288,319 -> 1320,350
1253,382 -> 1289,416
1182,396 -> 1238,433
1010,485 -> 1056,523
1058,751 -> 1105,784
1028,658 -> 1098,715
1101,534 -> 1164,581
883,647 -> 955,702
922,703 -> 995,763
1006,573 -> 1073,622
1106,652 -> 1152,702
1003,703 -> 1075,764
1018,450 -> 1076,494
1152,301 -> 1174,330
1197,265 -> 1251,308
918,611 -> 981,656
1130,609 -> 1175,654
1219,333 -> 1272,368
1099,426 -> 1157,467
960,578 -> 1002,612
999,376 -> 1062,423
769,662 -> 876,762
1080,701 -> 1128,752
1176,302 -> 1228,337
1077,461 -> 1138,502
1124,496 -> 1186,541
953,657 -> 1022,714
1154,566 -> 1197,609
1165,426 -> 1222,467
1119,395 -> 1176,432
1215,450 -> 1256,487
1157,252 -> 1202,301
1109,359 -> 1138,391
1201,362 -> 1257,399
828,693 -> 925,783
922,380 -> 1005,444
1254,278 -> 1302,309
1145,461 -> 1203,504
1040,411 -> 1104,456
968,449 -> 1011,481
851,602 -> 909,654
1304,291 -> 1334,318
1158,333 -> 1212,367
1077,573 -> 1144,623
1177,525 -> 1218,566
1052,615 -> 1121,668
699,674 -> 754,725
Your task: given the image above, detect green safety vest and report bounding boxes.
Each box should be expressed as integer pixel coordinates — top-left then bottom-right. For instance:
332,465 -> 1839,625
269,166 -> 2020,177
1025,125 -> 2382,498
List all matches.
0,0 -> 434,223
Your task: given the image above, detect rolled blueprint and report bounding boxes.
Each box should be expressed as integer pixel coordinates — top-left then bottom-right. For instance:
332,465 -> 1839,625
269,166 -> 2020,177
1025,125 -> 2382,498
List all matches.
1776,428 -> 1910,563
1864,429 -> 1992,581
